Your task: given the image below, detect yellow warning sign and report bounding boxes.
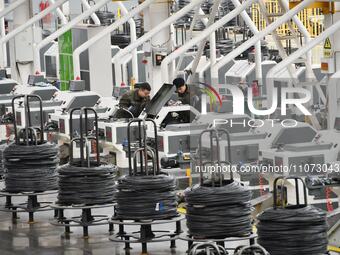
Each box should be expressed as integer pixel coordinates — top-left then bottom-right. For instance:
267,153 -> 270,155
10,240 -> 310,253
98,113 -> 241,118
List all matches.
324,38 -> 332,50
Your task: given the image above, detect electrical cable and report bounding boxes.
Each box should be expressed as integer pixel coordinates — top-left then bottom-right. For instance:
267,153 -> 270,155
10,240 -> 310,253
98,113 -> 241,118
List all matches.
57,161 -> 117,206
257,205 -> 328,255
3,142 -> 59,192
185,180 -> 252,238
115,174 -> 178,220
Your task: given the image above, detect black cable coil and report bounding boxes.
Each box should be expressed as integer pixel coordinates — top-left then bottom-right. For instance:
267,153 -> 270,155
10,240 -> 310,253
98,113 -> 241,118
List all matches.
115,174 -> 178,220
57,161 -> 117,206
185,180 -> 252,238
111,33 -> 131,48
257,205 -> 328,255
3,142 -> 59,192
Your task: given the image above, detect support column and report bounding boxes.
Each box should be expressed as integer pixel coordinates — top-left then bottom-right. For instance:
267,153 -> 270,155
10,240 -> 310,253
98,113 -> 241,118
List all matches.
327,3 -> 340,129
144,0 -> 172,95
9,0 -> 33,83
0,0 -> 6,68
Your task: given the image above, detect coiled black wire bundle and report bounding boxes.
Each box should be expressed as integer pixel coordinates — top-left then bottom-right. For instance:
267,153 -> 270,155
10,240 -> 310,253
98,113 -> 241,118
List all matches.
111,33 -> 131,48
221,0 -> 237,27
257,205 -> 328,255
3,142 -> 59,192
57,162 -> 117,206
174,0 -> 195,28
134,16 -> 144,37
115,174 -> 178,220
185,180 -> 252,238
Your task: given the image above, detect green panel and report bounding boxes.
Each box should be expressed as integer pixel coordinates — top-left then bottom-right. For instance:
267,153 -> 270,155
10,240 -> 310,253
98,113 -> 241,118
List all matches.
59,30 -> 74,91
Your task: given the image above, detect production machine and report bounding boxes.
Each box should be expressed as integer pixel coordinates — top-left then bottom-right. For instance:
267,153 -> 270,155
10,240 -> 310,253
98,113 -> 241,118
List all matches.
260,125 -> 340,172
188,118 -> 323,202
99,83 -> 200,170
0,69 -> 18,95
0,74 -> 59,142
48,80 -> 102,144
0,74 -> 58,115
259,120 -> 340,211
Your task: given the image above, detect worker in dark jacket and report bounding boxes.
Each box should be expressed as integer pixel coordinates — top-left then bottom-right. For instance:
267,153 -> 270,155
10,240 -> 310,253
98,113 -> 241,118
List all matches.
173,77 -> 191,105
116,82 -> 151,118
173,77 -> 201,109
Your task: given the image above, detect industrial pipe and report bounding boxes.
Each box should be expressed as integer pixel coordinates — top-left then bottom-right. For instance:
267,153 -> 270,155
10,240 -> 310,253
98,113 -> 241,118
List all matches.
0,0 -> 68,68
265,19 -> 340,128
174,7 -> 209,76
280,0 -> 313,80
73,0 -> 156,80
230,0 -> 262,85
161,0 -> 254,83
0,0 -> 26,19
187,0 -> 221,84
210,0 -> 316,85
49,0 -> 68,25
33,0 -> 112,72
0,0 -> 6,67
112,0 -> 206,86
117,1 -> 138,83
81,0 -> 100,25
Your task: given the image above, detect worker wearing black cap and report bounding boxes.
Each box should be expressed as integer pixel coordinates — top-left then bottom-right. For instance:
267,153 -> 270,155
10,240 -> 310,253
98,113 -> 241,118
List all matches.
173,77 -> 191,105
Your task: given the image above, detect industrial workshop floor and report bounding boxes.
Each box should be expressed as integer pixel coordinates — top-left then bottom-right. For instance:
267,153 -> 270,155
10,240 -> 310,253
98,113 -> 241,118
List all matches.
0,182 -> 338,255
0,187 -> 250,255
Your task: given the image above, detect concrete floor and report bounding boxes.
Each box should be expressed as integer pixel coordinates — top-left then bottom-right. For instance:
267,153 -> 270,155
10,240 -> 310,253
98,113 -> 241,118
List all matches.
0,189 -> 251,255
0,181 -> 337,255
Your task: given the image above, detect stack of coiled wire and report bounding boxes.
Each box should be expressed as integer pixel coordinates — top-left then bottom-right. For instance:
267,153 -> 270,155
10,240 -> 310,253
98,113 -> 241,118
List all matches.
174,0 -> 195,28
220,0 -> 237,27
3,142 -> 59,192
185,180 -> 252,238
134,16 -> 144,37
257,205 -> 328,255
115,174 -> 178,220
57,161 -> 117,206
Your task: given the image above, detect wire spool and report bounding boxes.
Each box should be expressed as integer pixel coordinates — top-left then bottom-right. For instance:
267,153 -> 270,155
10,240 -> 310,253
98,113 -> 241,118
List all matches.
234,245 -> 269,255
174,0 -> 194,28
111,34 -> 131,48
57,161 -> 117,206
115,174 -> 178,220
220,0 -> 237,27
86,0 -> 115,26
134,16 -> 144,37
189,242 -> 228,255
185,180 -> 252,238
185,128 -> 252,239
257,177 -> 328,255
3,142 -> 59,192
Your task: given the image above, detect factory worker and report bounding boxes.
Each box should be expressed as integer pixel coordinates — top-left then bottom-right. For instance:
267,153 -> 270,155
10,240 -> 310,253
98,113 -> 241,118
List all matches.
172,77 -> 201,110
173,77 -> 191,105
116,82 -> 151,118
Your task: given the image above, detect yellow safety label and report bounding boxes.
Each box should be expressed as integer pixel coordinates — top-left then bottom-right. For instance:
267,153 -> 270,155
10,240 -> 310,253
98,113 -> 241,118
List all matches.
324,38 -> 332,50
